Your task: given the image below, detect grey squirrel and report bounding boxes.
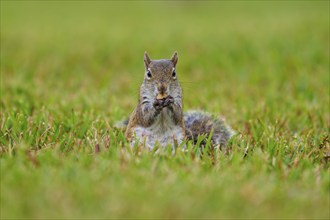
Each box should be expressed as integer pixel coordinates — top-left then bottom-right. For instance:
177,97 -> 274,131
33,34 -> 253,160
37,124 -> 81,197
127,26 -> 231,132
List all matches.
124,52 -> 234,150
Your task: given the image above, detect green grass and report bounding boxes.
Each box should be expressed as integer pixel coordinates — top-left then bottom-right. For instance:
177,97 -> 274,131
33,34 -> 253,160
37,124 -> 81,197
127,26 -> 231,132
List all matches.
1,1 -> 329,219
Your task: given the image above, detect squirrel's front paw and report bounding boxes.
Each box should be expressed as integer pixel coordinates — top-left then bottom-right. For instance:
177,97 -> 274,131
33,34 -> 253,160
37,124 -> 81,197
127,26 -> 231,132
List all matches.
153,99 -> 164,111
162,96 -> 174,107
153,96 -> 173,110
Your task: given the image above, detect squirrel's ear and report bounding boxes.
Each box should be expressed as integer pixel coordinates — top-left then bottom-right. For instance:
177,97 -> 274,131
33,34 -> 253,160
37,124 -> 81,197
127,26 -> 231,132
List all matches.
144,51 -> 151,70
171,51 -> 178,67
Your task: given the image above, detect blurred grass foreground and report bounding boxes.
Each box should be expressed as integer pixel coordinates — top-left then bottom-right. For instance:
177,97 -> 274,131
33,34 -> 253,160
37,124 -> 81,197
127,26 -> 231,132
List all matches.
1,1 -> 329,219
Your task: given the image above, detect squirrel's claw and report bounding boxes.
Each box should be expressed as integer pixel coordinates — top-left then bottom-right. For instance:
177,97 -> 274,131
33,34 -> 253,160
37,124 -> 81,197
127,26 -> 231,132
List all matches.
153,96 -> 174,110
162,96 -> 174,107
153,99 -> 163,111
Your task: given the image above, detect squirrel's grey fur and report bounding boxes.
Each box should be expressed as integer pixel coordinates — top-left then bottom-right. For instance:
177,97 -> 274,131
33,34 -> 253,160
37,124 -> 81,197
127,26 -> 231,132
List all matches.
184,110 -> 235,147
124,52 -> 234,150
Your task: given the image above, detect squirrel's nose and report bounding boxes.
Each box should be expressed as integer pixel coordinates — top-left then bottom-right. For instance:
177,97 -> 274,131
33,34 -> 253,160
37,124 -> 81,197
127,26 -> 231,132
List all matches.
157,83 -> 167,94
157,83 -> 168,99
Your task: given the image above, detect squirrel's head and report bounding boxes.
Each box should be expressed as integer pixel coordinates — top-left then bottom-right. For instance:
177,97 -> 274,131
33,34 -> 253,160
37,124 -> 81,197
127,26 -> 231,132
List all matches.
142,51 -> 180,100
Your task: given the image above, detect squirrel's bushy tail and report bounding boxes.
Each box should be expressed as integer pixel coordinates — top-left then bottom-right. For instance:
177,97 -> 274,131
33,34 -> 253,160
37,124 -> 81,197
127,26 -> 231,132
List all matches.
184,110 -> 235,148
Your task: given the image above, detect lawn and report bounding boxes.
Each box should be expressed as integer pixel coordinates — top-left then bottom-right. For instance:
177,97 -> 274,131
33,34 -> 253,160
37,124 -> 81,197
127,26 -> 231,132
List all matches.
1,1 -> 329,219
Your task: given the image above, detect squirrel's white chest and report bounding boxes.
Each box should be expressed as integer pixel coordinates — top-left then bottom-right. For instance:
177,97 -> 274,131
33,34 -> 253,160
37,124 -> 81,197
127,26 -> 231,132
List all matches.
132,111 -> 184,150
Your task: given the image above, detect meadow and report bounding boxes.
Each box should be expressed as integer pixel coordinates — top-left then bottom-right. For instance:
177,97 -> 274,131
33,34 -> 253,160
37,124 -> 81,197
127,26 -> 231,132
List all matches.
1,1 -> 329,219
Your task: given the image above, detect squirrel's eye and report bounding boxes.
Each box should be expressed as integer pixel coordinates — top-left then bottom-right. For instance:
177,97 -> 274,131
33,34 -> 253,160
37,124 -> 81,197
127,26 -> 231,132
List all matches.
146,70 -> 152,79
172,70 -> 176,79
